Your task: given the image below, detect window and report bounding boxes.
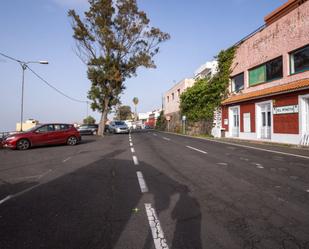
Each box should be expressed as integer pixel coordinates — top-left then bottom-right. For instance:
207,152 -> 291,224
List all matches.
54,124 -> 69,131
290,45 -> 309,74
37,124 -> 54,133
249,56 -> 283,86
231,73 -> 244,92
177,89 -> 180,97
167,96 -> 169,103
172,93 -> 174,100
266,57 -> 283,81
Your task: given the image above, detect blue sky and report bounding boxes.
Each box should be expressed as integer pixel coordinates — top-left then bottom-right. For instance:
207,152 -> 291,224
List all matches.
0,0 -> 285,131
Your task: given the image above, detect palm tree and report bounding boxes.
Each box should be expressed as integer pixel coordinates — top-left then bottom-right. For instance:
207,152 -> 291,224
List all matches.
132,97 -> 139,120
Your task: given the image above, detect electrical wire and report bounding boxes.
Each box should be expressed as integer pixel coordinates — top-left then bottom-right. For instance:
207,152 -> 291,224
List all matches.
0,51 -> 89,104
26,65 -> 88,103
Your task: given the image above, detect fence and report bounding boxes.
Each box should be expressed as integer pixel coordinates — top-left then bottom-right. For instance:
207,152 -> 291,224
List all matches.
0,132 -> 11,141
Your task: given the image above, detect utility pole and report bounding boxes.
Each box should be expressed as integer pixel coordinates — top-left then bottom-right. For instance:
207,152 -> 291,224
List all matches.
19,61 -> 48,131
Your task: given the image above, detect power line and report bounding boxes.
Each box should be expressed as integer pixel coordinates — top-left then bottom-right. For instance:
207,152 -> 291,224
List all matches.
0,51 -> 89,104
27,66 -> 88,104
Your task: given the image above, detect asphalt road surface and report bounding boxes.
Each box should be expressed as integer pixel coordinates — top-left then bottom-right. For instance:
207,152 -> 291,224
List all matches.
0,131 -> 309,249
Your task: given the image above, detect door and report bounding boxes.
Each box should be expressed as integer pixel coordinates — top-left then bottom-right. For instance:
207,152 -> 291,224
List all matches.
32,124 -> 56,145
231,107 -> 240,137
260,103 -> 271,139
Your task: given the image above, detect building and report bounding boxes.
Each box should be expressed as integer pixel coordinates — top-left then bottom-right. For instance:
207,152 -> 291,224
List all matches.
16,119 -> 39,131
221,0 -> 309,145
164,78 -> 195,117
194,60 -> 218,80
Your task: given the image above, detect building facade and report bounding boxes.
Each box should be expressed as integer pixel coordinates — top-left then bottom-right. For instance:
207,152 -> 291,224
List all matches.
164,78 -> 195,117
221,0 -> 309,145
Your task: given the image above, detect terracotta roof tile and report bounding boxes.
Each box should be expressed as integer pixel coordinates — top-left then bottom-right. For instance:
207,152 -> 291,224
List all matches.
222,78 -> 309,105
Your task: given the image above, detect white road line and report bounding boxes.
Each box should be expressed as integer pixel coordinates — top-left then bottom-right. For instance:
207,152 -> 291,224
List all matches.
306,189 -> 309,193
153,133 -> 158,136
161,132 -> 309,160
136,171 -> 148,193
132,155 -> 139,165
131,147 -> 135,153
162,137 -> 170,141
0,184 -> 41,206
0,195 -> 12,205
145,203 -> 169,249
130,142 -> 133,147
186,145 -> 208,154
62,157 -> 71,163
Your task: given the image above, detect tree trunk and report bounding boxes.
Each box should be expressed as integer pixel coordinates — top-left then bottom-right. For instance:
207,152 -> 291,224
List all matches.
98,97 -> 109,136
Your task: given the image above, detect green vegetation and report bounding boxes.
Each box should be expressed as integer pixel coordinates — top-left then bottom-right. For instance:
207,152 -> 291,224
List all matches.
180,47 -> 236,124
155,111 -> 166,130
132,97 -> 139,120
117,105 -> 132,120
83,115 -> 96,124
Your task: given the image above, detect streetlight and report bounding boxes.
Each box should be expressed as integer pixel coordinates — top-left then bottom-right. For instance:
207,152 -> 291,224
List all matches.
19,60 -> 48,131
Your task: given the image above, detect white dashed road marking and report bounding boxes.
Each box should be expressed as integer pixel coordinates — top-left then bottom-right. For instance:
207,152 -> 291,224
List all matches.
136,171 -> 148,193
186,145 -> 208,154
145,203 -> 169,249
153,133 -> 158,136
0,195 -> 12,205
162,137 -> 170,141
62,157 -> 71,163
162,132 -> 309,160
132,155 -> 139,165
130,142 -> 133,147
131,147 -> 135,153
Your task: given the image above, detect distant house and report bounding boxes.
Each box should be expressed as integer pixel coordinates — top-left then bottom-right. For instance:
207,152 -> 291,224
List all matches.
16,119 -> 39,131
194,60 -> 218,80
221,0 -> 309,145
164,78 -> 195,118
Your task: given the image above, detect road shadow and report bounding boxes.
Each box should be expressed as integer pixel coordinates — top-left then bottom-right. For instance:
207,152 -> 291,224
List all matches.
140,161 -> 202,249
0,155 -> 202,249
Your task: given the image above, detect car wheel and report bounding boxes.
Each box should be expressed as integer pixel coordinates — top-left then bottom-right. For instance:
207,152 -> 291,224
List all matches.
67,136 -> 78,146
16,139 -> 30,150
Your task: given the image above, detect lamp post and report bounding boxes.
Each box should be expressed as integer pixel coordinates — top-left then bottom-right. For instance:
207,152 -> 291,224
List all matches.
19,61 -> 48,131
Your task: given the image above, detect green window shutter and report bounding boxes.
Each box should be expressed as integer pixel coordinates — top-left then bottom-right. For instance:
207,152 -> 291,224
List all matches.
249,65 -> 266,86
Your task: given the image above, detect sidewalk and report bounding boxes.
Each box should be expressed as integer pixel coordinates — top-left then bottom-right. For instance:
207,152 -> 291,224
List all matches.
161,131 -> 309,159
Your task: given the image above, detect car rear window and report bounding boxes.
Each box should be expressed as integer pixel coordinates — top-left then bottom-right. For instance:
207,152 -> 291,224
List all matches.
115,121 -> 125,125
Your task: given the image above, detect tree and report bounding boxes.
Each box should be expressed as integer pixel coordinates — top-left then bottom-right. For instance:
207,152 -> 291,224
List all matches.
155,110 -> 166,130
83,115 -> 96,124
117,105 -> 132,120
180,47 -> 236,132
68,0 -> 170,136
132,97 -> 139,120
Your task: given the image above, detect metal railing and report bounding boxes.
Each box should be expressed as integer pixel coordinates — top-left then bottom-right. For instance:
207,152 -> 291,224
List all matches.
0,132 -> 12,141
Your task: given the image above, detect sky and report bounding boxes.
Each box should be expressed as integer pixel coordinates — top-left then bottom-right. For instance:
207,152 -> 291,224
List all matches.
0,0 -> 286,131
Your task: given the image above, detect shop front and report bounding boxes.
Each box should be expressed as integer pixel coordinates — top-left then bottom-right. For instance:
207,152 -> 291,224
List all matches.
222,79 -> 309,145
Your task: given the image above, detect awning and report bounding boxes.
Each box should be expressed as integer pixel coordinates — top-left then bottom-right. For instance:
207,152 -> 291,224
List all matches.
222,78 -> 309,105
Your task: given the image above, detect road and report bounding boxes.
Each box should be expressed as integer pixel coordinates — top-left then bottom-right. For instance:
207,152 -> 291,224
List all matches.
0,131 -> 309,249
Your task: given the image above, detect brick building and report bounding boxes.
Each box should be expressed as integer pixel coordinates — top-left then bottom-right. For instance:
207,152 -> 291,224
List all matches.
221,0 -> 309,145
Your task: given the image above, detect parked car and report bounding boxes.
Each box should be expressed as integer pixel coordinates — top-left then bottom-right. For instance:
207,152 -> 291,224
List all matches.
2,123 -> 81,150
77,124 -> 98,135
108,121 -> 129,134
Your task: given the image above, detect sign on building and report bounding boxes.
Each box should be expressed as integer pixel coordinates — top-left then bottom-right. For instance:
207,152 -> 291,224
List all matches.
273,105 -> 299,114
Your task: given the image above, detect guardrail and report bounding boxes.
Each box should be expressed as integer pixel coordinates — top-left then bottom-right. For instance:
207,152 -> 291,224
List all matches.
0,132 -> 12,141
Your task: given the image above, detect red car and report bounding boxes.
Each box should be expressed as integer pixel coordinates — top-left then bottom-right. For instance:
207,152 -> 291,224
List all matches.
2,123 -> 81,150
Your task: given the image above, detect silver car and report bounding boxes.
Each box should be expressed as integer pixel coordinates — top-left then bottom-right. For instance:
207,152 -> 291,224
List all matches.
108,121 -> 129,134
